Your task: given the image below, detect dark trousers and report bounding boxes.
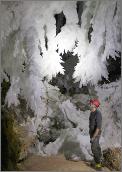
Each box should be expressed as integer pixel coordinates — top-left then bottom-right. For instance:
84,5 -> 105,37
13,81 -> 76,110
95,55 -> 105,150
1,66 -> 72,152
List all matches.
91,135 -> 102,163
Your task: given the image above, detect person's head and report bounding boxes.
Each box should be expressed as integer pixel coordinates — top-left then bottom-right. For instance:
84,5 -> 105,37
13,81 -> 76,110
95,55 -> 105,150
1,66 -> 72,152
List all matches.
89,99 -> 100,112
90,103 -> 97,112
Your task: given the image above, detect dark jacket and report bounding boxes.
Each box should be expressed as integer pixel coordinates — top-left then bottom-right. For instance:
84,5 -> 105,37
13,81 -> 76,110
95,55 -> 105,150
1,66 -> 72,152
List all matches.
89,109 -> 102,138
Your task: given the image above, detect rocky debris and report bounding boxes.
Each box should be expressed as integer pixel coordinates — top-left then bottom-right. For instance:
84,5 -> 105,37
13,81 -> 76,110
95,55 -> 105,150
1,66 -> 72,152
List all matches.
1,104 -> 38,168
103,147 -> 121,171
1,106 -> 21,171
15,125 -> 38,162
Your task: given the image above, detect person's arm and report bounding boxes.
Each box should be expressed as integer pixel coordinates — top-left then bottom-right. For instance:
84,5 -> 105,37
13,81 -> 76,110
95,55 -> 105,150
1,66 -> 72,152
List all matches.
92,128 -> 100,139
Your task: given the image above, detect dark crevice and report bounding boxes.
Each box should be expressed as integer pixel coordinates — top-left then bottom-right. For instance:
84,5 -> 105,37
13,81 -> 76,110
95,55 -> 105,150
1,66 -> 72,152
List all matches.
54,11 -> 66,35
113,2 -> 117,19
76,1 -> 84,26
50,52 -> 78,95
98,53 -> 121,85
88,24 -> 93,43
45,36 -> 48,50
43,25 -> 48,50
50,52 -> 90,95
22,61 -> 26,72
38,40 -> 43,56
1,73 -> 11,105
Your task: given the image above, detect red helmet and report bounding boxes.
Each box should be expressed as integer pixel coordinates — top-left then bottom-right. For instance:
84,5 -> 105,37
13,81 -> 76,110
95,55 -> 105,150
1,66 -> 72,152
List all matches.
90,99 -> 100,108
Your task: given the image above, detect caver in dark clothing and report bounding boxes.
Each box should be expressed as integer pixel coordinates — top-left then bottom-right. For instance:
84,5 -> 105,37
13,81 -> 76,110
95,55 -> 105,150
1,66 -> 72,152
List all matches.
89,109 -> 102,164
89,109 -> 102,138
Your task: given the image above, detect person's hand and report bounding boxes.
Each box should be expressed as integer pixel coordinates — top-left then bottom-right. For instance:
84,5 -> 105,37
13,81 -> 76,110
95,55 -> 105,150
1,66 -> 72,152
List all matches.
90,137 -> 95,143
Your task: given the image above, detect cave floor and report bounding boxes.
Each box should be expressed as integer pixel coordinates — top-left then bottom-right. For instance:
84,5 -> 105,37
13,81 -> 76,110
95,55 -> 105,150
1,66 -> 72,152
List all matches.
18,154 -> 111,171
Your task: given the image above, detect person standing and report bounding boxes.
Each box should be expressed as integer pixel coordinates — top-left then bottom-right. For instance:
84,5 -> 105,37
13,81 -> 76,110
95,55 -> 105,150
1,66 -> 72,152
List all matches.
89,99 -> 102,170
